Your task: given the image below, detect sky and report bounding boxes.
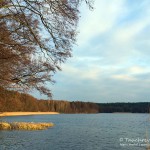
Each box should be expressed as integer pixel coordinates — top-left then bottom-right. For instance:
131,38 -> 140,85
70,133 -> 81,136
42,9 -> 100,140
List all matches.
34,0 -> 150,103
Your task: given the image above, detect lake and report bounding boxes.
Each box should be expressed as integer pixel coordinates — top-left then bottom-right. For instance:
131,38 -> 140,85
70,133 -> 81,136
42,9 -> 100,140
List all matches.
0,114 -> 150,150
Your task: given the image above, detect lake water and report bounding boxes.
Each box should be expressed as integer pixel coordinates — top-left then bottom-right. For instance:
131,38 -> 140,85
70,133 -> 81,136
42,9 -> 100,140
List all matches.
0,114 -> 150,150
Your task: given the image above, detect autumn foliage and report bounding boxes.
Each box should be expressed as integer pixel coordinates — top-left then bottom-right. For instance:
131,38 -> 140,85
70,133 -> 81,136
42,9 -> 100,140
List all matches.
0,87 -> 99,113
0,0 -> 93,97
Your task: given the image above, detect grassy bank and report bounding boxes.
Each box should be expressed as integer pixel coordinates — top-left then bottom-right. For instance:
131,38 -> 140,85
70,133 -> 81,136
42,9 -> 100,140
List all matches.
0,122 -> 54,130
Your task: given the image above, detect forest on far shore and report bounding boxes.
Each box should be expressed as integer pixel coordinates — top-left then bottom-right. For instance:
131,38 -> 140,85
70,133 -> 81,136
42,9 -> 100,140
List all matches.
0,87 -> 150,113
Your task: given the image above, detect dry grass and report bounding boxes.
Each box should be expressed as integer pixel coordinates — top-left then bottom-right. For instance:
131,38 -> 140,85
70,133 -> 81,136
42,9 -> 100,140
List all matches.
0,122 -> 11,130
0,112 -> 59,117
0,122 -> 54,130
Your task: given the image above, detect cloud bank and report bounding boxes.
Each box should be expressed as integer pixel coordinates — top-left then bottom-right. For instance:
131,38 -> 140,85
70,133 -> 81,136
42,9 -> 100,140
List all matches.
35,0 -> 150,103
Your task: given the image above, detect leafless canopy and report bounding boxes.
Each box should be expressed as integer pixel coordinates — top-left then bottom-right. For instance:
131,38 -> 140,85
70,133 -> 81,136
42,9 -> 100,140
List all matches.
0,0 -> 93,97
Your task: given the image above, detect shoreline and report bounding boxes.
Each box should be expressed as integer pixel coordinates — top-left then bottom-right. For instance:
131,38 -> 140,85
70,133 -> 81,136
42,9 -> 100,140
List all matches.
0,112 -> 59,117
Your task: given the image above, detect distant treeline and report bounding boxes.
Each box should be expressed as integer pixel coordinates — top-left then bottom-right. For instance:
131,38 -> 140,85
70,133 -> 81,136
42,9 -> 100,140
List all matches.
97,103 -> 150,113
0,87 -> 99,113
0,87 -> 150,113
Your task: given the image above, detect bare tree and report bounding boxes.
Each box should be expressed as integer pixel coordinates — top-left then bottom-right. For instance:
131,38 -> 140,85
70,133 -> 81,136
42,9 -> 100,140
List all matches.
0,0 -> 93,97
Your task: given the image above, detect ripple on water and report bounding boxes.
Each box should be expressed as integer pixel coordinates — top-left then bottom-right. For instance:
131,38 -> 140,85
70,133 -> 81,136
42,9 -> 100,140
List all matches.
0,114 -> 149,150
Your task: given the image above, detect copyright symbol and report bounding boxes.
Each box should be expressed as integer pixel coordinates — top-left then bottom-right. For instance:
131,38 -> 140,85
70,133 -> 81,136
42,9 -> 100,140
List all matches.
120,138 -> 123,142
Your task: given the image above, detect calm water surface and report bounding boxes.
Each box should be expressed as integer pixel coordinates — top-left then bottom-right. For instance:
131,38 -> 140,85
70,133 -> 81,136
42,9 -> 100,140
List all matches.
0,114 -> 150,150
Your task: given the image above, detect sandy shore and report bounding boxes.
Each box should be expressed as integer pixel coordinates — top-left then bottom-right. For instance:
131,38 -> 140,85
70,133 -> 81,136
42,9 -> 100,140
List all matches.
0,112 -> 59,117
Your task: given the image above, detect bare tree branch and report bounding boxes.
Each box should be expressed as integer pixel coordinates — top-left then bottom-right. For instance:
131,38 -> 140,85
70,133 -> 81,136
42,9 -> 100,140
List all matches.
0,0 -> 93,97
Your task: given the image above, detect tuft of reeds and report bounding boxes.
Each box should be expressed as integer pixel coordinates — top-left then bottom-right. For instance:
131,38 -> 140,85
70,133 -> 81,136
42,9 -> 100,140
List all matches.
0,122 -> 11,130
0,122 -> 54,130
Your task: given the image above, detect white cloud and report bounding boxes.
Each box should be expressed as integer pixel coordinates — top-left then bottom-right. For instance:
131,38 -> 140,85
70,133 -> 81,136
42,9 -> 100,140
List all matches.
128,66 -> 149,75
76,0 -> 150,66
61,63 -> 101,80
114,16 -> 150,44
111,74 -> 136,81
77,0 -> 126,45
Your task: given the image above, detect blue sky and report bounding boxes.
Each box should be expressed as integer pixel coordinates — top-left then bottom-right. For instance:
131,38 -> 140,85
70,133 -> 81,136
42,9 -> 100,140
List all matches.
34,0 -> 150,103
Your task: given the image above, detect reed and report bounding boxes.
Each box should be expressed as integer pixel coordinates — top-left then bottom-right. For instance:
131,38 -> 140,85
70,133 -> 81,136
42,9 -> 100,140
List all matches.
0,122 -> 54,130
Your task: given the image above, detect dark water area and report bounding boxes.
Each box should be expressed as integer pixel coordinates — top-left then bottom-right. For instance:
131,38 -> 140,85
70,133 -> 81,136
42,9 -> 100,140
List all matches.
0,114 -> 150,150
